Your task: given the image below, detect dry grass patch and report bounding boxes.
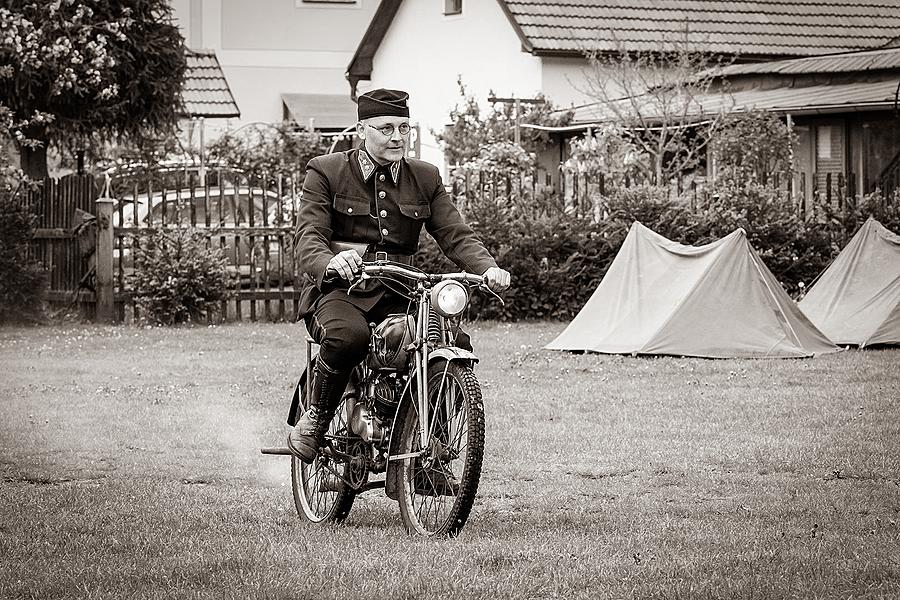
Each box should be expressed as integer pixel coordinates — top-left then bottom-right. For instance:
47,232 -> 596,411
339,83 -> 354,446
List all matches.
1,322 -> 898,599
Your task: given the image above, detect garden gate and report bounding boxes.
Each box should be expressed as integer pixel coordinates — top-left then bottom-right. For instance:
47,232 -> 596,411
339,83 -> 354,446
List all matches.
24,175 -> 99,316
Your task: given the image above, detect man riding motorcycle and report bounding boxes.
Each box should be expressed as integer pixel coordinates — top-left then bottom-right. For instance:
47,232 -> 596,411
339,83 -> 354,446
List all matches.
287,88 -> 511,463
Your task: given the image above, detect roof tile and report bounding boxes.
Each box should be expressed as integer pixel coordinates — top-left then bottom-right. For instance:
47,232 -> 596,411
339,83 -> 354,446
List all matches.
502,0 -> 900,56
181,49 -> 240,118
716,45 -> 900,74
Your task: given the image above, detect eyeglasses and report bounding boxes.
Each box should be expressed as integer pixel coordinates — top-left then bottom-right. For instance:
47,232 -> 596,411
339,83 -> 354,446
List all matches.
364,123 -> 411,137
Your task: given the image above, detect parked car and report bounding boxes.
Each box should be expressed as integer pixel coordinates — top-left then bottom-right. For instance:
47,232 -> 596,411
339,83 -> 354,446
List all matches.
112,186 -> 297,285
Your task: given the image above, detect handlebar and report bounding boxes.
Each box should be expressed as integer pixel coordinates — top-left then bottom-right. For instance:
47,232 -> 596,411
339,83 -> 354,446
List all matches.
325,261 -> 499,295
357,263 -> 485,286
324,261 -> 503,304
324,262 -> 485,285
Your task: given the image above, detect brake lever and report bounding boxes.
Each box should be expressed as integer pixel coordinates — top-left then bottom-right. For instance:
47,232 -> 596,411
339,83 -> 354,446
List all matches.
346,272 -> 370,294
479,282 -> 505,305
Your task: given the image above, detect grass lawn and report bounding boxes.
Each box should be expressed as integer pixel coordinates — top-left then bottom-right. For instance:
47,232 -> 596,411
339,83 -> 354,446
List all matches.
1,321 -> 899,599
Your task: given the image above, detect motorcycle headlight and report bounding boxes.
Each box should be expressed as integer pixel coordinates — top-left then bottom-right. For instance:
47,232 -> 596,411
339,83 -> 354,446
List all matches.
431,280 -> 469,318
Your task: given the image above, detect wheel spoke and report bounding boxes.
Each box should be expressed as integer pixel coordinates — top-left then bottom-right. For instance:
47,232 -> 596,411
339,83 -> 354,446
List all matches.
447,410 -> 467,452
292,395 -> 357,524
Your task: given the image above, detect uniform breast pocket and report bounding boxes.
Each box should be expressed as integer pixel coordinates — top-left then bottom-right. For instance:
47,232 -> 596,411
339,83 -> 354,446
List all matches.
398,203 -> 430,220
397,202 -> 431,240
333,194 -> 371,238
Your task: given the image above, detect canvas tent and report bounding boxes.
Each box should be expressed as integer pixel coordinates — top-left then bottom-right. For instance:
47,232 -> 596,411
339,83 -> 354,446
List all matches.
545,222 -> 838,358
798,217 -> 900,347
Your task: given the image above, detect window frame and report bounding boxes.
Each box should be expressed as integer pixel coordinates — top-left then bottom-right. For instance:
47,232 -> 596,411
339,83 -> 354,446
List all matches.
297,0 -> 360,7
443,0 -> 462,16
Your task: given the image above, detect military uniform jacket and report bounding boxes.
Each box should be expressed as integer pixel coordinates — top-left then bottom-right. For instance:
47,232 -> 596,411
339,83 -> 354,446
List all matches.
293,147 -> 497,318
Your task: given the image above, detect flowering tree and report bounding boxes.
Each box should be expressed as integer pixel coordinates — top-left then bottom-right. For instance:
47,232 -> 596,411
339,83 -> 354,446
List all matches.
709,110 -> 796,188
435,78 -> 573,166
207,122 -> 330,186
564,123 -> 648,184
0,0 -> 186,178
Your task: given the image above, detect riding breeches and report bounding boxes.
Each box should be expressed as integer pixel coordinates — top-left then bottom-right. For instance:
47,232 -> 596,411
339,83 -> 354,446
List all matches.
304,292 -> 409,371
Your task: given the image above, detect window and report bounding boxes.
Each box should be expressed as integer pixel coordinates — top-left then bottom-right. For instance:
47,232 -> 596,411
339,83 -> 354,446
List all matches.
817,125 -> 832,160
300,0 -> 358,5
296,0 -> 361,10
444,0 -> 462,16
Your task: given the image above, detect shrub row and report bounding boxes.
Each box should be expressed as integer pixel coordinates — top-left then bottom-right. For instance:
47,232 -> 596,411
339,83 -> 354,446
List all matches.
10,181 -> 891,325
416,184 -> 900,321
0,194 -> 47,323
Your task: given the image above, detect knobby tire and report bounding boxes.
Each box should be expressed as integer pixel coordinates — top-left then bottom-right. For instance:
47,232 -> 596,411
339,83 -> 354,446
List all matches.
396,360 -> 485,537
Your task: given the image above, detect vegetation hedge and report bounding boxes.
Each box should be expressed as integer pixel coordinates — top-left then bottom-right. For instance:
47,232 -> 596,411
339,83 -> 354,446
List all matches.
0,195 -> 47,323
129,227 -> 235,325
416,184 -> 900,321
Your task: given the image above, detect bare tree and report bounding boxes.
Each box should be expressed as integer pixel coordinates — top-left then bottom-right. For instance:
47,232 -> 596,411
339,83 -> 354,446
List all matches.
580,27 -> 734,185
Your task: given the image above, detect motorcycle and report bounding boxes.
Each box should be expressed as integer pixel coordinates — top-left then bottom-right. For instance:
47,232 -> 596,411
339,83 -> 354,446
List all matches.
262,260 -> 501,536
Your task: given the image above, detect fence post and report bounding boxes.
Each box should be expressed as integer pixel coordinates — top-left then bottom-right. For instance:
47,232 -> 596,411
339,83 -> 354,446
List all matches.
95,196 -> 115,323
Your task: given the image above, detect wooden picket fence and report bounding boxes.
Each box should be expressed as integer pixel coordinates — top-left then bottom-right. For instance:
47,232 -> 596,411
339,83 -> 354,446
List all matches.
24,172 -> 303,323
451,166 -> 890,223
23,166 -> 894,323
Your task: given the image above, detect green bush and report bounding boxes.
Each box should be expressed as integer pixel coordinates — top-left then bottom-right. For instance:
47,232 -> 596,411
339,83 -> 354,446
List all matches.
417,184 -> 900,321
0,194 -> 47,323
129,227 -> 235,325
688,183 -> 826,296
207,122 -> 329,186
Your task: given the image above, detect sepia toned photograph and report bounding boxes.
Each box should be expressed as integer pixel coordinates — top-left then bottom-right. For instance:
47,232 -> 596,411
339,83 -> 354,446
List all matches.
1,1 -> 899,598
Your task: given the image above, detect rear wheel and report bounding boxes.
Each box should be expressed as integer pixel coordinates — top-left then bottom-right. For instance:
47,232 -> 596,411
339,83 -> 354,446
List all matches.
396,360 -> 485,536
291,390 -> 357,524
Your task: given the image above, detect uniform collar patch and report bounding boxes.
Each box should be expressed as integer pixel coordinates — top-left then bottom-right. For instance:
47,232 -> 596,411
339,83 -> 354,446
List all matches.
357,150 -> 400,184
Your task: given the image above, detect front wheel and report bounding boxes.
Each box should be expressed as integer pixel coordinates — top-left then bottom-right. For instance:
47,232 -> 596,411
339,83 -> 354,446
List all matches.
396,360 -> 485,536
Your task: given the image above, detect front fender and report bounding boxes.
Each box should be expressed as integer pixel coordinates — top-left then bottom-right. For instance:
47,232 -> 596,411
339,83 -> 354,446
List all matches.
427,346 -> 479,366
387,347 -> 478,429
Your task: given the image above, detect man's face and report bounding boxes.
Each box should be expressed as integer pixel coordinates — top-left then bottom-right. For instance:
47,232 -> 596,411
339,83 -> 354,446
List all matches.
357,116 -> 410,164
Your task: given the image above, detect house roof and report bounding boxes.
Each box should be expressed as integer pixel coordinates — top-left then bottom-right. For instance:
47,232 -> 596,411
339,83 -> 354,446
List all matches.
180,49 -> 240,119
502,1 -> 900,57
281,93 -> 358,130
714,45 -> 900,76
346,0 -> 900,95
346,0 -> 402,99
564,78 -> 900,126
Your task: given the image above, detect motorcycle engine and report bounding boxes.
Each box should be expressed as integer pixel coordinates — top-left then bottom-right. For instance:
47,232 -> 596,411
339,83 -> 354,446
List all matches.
372,378 -> 398,416
369,314 -> 414,371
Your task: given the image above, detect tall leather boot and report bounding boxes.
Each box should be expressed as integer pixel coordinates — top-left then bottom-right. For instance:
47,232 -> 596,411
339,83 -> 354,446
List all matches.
287,359 -> 351,463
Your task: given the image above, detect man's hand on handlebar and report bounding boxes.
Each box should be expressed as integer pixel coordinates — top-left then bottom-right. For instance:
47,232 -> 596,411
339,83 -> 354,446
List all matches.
325,249 -> 363,281
482,266 -> 511,293
326,255 -> 510,292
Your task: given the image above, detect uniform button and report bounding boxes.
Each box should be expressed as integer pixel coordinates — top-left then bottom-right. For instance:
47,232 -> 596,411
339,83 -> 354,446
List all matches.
414,210 -> 419,217
347,207 -> 353,213
378,191 -> 386,199
378,174 -> 385,182
379,209 -> 387,218
381,228 -> 389,236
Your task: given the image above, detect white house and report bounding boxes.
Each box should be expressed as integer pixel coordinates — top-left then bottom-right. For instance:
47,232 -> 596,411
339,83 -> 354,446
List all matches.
169,0 -> 379,137
348,0 -> 900,175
